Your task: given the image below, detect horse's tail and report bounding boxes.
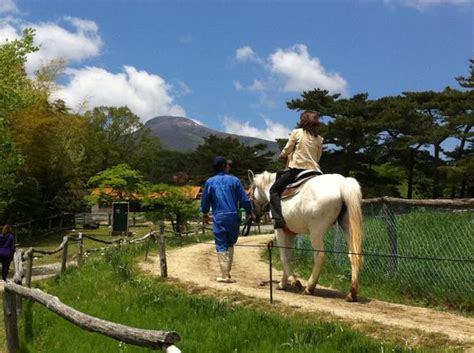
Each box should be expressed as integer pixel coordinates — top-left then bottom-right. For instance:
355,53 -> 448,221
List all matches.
340,177 -> 363,269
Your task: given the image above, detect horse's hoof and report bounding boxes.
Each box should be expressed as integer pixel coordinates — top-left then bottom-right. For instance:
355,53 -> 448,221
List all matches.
277,282 -> 287,290
303,287 -> 314,295
345,293 -> 358,302
288,276 -> 301,287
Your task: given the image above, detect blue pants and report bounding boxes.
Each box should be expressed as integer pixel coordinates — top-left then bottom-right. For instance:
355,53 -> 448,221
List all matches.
213,212 -> 240,252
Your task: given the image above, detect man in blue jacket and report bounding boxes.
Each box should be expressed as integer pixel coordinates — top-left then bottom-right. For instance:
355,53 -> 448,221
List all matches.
200,156 -> 253,283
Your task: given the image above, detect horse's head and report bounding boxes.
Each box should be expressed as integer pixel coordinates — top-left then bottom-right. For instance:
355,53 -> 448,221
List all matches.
248,170 -> 275,218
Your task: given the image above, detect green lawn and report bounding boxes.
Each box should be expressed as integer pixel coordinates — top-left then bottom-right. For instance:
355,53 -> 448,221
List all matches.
13,243 -> 458,353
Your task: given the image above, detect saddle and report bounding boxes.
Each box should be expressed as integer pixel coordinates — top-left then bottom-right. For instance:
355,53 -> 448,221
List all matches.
281,169 -> 322,199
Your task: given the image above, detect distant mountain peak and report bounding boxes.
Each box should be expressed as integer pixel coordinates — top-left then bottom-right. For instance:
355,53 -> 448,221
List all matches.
144,115 -> 279,154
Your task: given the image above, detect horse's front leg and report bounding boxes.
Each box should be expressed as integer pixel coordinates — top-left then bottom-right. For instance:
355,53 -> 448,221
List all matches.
304,228 -> 326,295
275,230 -> 297,290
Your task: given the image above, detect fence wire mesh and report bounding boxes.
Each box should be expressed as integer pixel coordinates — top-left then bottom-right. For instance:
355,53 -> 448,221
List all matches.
290,201 -> 474,311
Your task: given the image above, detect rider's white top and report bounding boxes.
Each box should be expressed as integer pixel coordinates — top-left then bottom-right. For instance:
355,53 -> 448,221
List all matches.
280,128 -> 323,170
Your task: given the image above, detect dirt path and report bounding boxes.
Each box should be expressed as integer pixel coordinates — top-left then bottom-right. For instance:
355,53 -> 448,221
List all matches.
141,234 -> 474,349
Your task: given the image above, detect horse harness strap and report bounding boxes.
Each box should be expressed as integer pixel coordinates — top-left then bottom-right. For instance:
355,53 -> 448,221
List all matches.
241,216 -> 253,237
281,169 -> 323,199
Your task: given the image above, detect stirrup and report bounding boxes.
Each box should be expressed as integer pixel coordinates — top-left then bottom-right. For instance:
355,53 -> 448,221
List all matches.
273,219 -> 286,229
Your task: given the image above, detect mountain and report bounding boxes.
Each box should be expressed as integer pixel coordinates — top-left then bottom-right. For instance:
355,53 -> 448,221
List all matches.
145,116 -> 280,154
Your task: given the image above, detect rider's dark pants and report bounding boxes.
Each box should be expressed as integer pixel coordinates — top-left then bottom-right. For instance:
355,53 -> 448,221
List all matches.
270,168 -> 304,225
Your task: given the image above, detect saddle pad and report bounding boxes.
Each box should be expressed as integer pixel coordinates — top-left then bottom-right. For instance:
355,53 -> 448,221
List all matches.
281,170 -> 322,199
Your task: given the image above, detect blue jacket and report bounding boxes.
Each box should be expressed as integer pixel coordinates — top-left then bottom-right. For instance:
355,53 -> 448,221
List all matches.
200,172 -> 252,217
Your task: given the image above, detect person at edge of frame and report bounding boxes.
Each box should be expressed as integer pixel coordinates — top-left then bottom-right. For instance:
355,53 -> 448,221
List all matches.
0,224 -> 16,281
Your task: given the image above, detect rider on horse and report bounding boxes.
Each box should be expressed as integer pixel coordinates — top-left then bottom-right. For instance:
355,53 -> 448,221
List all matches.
270,110 -> 323,232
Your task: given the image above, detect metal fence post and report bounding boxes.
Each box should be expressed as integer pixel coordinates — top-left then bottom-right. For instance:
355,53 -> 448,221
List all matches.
382,201 -> 398,273
267,241 -> 274,304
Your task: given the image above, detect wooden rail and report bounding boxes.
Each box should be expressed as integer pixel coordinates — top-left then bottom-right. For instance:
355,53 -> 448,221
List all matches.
363,196 -> 474,208
4,229 -> 180,352
3,282 -> 181,352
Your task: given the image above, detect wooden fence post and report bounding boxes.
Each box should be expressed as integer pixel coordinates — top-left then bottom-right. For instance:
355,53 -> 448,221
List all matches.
158,224 -> 168,278
382,201 -> 398,273
26,250 -> 34,288
78,233 -> 84,266
3,289 -> 20,353
61,236 -> 69,273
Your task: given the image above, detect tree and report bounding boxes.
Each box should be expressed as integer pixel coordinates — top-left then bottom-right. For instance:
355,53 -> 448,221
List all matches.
0,28 -> 38,219
375,95 -> 431,198
86,164 -> 146,206
81,106 -> 141,174
456,58 -> 474,89
189,135 -> 273,185
141,184 -> 200,235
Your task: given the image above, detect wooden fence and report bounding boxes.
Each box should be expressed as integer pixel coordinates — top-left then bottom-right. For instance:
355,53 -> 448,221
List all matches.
3,229 -> 179,352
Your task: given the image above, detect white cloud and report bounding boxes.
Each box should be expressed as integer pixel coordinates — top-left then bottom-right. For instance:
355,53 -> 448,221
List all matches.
248,79 -> 265,92
53,65 -> 186,121
0,0 -> 18,13
385,0 -> 472,9
222,115 -> 290,141
174,80 -> 192,96
0,22 -> 19,42
235,45 -> 262,63
233,80 -> 243,91
269,44 -> 348,95
0,16 -> 102,74
233,79 -> 265,92
27,17 -> 102,74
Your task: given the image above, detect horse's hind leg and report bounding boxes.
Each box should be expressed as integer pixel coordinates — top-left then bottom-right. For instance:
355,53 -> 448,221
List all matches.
275,229 -> 297,290
304,225 -> 327,295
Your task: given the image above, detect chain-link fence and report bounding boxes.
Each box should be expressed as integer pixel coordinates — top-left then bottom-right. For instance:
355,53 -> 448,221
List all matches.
289,198 -> 474,312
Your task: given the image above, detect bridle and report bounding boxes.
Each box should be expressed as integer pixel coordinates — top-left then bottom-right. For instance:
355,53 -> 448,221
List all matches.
248,182 -> 269,217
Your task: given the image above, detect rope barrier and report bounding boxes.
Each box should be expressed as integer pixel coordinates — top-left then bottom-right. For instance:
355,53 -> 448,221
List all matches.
190,236 -> 474,264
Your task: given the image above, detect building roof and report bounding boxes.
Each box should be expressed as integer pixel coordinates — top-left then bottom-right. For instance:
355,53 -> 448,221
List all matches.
90,186 -> 202,201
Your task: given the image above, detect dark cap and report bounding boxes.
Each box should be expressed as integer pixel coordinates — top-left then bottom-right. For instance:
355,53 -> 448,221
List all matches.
212,156 -> 227,171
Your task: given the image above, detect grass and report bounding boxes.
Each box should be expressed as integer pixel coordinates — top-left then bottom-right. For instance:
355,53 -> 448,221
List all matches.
13,244 -> 457,353
268,208 -> 474,314
15,224 -> 155,266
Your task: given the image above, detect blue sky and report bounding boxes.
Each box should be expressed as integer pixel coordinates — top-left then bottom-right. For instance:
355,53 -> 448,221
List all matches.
0,0 -> 472,142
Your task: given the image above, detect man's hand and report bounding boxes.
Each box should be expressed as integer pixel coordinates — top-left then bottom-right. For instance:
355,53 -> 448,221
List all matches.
246,210 -> 258,223
202,214 -> 211,225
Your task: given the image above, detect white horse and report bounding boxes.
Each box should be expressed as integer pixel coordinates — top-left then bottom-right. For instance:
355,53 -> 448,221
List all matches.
249,171 -> 363,302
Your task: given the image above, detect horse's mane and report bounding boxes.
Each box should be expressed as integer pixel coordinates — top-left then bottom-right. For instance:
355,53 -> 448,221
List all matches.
254,171 -> 276,189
